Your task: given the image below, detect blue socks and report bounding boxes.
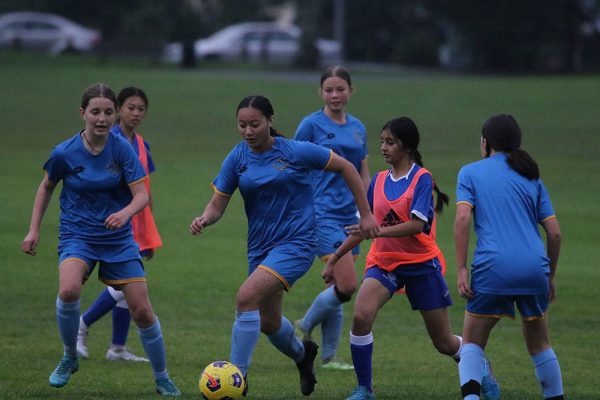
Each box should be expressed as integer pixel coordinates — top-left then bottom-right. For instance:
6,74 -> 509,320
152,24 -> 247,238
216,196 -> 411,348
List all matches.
350,332 -> 373,393
532,348 -> 563,399
230,310 -> 261,375
138,318 -> 167,379
267,317 -> 304,363
56,297 -> 80,359
81,287 -> 116,326
301,286 -> 343,360
111,306 -> 131,346
459,343 -> 485,399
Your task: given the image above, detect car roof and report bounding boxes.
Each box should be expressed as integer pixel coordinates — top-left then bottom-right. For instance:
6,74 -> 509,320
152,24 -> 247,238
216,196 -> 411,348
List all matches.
0,11 -> 77,26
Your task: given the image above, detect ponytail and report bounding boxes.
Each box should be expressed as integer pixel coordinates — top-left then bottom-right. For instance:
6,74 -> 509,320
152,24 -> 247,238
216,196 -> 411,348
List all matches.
413,149 -> 423,167
433,182 -> 449,214
506,148 -> 539,180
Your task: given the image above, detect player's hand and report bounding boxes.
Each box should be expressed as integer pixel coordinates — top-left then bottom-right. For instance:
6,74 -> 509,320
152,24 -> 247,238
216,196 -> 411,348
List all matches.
21,231 -> 39,256
189,216 -> 208,235
322,259 -> 336,284
105,210 -> 130,230
358,213 -> 379,239
548,279 -> 556,302
456,267 -> 473,299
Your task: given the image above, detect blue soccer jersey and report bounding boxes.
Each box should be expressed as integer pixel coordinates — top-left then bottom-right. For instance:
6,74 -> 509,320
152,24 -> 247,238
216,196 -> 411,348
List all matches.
44,131 -> 147,244
212,137 -> 333,264
111,125 -> 156,174
456,153 -> 555,295
295,110 -> 367,222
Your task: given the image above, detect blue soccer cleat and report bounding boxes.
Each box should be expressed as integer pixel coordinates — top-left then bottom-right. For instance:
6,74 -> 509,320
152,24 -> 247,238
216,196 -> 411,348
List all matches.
345,385 -> 375,400
49,356 -> 79,388
155,377 -> 181,396
481,358 -> 500,400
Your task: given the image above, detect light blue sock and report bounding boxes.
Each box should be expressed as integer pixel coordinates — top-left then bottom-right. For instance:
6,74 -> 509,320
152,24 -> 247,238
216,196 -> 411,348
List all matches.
138,317 -> 167,379
350,332 -> 373,393
81,287 -> 117,327
532,348 -> 563,399
56,297 -> 80,359
300,286 -> 342,333
111,305 -> 131,346
230,310 -> 261,376
459,343 -> 485,399
267,317 -> 304,363
321,303 -> 343,360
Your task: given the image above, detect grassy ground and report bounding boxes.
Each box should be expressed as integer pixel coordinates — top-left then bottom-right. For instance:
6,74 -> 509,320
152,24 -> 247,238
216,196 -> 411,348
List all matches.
1,52 -> 599,399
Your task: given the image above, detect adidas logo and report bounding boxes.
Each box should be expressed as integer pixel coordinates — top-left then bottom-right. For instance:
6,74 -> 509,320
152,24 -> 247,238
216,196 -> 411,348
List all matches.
381,209 -> 402,227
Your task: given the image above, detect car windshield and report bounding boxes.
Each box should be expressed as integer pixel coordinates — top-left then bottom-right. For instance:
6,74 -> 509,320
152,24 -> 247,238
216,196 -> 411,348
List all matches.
209,25 -> 248,41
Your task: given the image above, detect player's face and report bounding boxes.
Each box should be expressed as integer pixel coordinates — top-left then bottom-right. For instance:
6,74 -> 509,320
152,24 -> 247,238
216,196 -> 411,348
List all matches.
320,76 -> 352,113
237,107 -> 274,152
80,97 -> 117,138
119,96 -> 147,133
380,129 -> 408,166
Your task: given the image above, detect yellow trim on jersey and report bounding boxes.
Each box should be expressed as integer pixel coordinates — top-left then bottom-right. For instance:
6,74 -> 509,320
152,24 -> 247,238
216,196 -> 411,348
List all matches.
258,265 -> 290,291
322,149 -> 335,170
128,176 -> 147,186
456,201 -> 473,208
210,183 -> 232,198
540,215 -> 557,223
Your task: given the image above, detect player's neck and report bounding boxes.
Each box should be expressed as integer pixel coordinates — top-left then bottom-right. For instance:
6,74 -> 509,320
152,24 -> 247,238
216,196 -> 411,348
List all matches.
323,107 -> 346,124
120,123 -> 135,141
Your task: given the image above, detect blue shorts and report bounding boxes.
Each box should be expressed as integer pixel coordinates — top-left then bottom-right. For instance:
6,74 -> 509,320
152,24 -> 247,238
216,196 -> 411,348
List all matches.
315,218 -> 360,259
364,263 -> 452,311
250,241 -> 316,290
58,238 -> 145,286
466,292 -> 549,320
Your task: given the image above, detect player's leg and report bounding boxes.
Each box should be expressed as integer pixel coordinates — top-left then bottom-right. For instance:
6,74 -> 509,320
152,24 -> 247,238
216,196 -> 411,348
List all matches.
50,258 -> 87,388
106,293 -> 149,362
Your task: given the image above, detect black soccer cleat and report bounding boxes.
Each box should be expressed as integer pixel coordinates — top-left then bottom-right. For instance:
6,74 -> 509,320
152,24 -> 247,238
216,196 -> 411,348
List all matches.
296,339 -> 318,396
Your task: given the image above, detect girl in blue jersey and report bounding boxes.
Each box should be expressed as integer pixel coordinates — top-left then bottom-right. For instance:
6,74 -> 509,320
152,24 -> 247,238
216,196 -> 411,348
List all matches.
323,117 -> 498,400
294,66 -> 369,371
189,95 -> 378,397
454,114 -> 563,400
21,83 -> 180,396
77,87 -> 161,363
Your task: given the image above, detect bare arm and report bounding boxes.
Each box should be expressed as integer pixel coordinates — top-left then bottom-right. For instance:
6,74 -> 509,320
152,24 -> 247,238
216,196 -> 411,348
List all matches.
325,153 -> 378,239
359,158 -> 371,193
189,192 -> 231,235
541,217 -> 561,301
21,172 -> 57,255
105,180 -> 149,230
322,234 -> 364,284
454,203 -> 473,298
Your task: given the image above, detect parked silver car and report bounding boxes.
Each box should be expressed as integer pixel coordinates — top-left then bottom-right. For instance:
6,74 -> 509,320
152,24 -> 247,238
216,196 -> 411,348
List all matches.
0,11 -> 101,55
163,22 -> 341,65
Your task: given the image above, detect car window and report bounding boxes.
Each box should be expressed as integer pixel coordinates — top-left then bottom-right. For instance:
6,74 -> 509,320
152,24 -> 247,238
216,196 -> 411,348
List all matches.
26,21 -> 60,31
269,31 -> 295,42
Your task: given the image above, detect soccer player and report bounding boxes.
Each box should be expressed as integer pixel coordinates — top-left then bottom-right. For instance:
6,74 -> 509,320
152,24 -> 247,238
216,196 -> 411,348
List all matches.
77,87 -> 162,363
293,66 -> 369,371
21,83 -> 180,396
454,114 -> 564,400
322,117 -> 498,400
189,95 -> 378,397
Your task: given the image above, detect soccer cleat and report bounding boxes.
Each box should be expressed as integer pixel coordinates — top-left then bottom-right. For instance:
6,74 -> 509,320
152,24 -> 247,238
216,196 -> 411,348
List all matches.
294,319 -> 313,340
296,339 -> 318,396
345,385 -> 375,400
242,374 -> 249,397
49,356 -> 79,388
106,347 -> 149,362
76,328 -> 89,359
155,377 -> 181,396
321,356 -> 354,370
481,358 -> 500,400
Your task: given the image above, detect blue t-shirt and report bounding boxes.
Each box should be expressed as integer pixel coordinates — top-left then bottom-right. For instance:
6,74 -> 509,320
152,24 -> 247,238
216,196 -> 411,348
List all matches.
111,125 -> 156,174
44,131 -> 147,244
212,136 -> 332,259
456,153 -> 555,295
295,110 -> 367,222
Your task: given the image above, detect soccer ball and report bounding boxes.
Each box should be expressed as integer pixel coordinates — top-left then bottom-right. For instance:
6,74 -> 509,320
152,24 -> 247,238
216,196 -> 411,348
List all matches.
199,361 -> 246,400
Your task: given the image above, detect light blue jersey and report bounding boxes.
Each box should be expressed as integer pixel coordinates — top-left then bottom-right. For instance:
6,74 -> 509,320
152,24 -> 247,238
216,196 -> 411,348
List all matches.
212,137 -> 333,269
456,153 -> 555,295
295,110 -> 367,222
44,131 -> 146,244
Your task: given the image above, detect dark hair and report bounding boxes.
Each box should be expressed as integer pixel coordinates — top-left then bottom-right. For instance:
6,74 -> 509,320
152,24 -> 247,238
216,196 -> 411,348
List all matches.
81,83 -> 117,110
117,86 -> 148,109
381,117 -> 449,213
320,65 -> 352,88
236,95 -> 283,137
482,114 -> 539,180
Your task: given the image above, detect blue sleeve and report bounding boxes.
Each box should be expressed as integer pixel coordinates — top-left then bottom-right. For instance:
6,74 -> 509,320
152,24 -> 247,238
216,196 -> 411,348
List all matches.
212,147 -> 240,196
367,174 -> 377,211
144,140 -> 156,174
410,173 -> 434,222
537,179 -> 555,221
359,121 -> 368,160
120,140 -> 146,184
456,166 -> 475,207
294,140 -> 331,170
43,147 -> 68,182
294,118 -> 314,142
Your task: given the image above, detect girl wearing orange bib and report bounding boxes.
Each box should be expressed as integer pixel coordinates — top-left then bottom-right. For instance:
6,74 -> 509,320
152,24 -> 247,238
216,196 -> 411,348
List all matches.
323,117 -> 498,400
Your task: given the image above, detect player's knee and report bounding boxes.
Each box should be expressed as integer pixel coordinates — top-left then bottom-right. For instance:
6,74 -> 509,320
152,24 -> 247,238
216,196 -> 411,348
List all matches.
129,303 -> 154,327
334,285 -> 354,303
352,309 -> 374,333
58,287 -> 80,303
461,379 -> 480,398
432,338 -> 457,356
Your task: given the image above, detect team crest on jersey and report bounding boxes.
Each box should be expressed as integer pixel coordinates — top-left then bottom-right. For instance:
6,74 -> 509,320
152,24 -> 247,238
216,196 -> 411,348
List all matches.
273,157 -> 290,171
353,130 -> 364,144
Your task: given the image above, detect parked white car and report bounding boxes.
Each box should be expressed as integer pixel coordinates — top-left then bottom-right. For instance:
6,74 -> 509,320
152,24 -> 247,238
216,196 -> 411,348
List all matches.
0,11 -> 101,55
163,22 -> 341,65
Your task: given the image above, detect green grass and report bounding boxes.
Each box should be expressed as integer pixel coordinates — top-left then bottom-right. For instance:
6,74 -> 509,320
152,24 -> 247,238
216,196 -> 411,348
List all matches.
1,51 -> 599,399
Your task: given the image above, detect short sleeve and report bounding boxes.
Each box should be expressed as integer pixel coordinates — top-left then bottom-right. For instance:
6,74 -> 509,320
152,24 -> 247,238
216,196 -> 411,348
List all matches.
294,140 -> 332,170
456,166 -> 475,208
119,140 -> 146,185
43,147 -> 68,182
367,174 -> 377,211
537,179 -> 555,222
211,148 -> 241,196
410,172 -> 434,222
144,140 -> 156,174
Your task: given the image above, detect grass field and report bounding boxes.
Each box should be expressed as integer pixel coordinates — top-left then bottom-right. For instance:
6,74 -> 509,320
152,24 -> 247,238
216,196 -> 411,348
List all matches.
1,52 -> 599,399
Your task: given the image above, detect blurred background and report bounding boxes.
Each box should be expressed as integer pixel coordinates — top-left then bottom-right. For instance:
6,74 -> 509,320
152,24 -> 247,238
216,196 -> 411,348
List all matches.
2,0 -> 600,73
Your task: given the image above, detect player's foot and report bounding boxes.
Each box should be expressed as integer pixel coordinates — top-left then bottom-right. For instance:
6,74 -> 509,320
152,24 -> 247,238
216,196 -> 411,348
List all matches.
296,339 -> 318,395
321,356 -> 354,370
481,358 -> 500,400
76,326 -> 89,359
155,377 -> 181,396
242,374 -> 249,397
294,319 -> 313,340
345,385 -> 375,400
49,356 -> 79,388
106,347 -> 149,362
